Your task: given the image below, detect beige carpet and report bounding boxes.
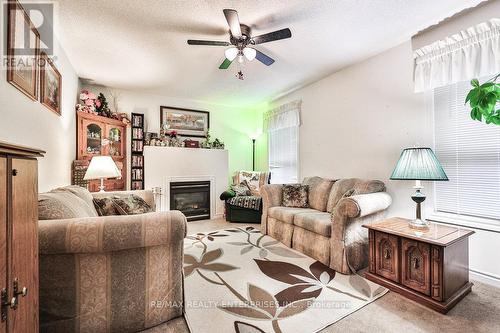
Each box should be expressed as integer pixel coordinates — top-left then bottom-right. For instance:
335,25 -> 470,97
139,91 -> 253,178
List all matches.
142,219 -> 500,333
182,225 -> 387,333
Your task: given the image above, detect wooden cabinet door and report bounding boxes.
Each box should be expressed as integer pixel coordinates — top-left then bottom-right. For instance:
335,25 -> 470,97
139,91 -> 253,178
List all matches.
402,238 -> 431,296
375,232 -> 400,283
0,157 -> 6,333
8,158 -> 38,333
80,119 -> 104,158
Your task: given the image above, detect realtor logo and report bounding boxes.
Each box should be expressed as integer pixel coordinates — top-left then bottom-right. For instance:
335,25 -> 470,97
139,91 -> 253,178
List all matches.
2,1 -> 54,56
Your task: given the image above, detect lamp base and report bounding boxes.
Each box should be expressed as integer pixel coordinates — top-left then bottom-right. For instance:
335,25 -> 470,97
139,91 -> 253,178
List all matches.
408,218 -> 430,230
98,178 -> 106,192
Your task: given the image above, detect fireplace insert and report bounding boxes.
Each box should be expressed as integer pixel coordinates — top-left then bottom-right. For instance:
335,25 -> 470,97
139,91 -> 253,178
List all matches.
170,181 -> 210,221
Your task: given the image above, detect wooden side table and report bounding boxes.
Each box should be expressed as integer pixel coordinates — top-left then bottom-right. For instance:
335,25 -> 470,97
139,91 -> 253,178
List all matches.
363,217 -> 474,313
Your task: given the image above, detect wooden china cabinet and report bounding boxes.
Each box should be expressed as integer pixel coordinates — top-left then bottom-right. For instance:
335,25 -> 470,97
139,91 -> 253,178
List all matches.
76,111 -> 127,192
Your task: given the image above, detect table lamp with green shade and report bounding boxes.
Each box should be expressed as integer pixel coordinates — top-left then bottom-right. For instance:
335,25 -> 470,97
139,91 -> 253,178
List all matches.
390,147 -> 449,229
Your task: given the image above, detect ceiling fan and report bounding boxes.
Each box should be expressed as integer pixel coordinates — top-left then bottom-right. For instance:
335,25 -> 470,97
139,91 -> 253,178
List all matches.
187,9 -> 292,70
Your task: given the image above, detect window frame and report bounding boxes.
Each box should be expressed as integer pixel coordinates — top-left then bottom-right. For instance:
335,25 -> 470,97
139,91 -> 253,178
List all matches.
267,125 -> 300,184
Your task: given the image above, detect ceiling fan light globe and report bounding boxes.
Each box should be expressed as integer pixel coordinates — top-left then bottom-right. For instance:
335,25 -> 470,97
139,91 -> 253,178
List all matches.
243,47 -> 256,61
224,47 -> 238,61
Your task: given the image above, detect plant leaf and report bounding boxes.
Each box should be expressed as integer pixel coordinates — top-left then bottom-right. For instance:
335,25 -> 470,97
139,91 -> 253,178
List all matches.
202,263 -> 238,272
248,284 -> 278,317
254,259 -> 315,284
277,298 -> 314,319
471,78 -> 480,88
241,245 -> 254,255
201,248 -> 223,263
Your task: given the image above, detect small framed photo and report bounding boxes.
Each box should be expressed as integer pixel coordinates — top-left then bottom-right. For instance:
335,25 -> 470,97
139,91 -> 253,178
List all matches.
6,0 -> 40,100
160,106 -> 209,138
40,52 -> 62,115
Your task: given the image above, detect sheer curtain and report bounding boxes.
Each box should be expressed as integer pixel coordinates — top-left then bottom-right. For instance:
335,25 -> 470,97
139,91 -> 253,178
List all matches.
414,19 -> 499,92
264,100 -> 301,184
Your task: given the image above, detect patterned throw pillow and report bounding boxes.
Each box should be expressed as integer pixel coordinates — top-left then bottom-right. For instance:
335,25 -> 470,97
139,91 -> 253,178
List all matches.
112,195 -> 153,215
231,181 -> 252,196
93,197 -> 119,216
282,184 -> 309,208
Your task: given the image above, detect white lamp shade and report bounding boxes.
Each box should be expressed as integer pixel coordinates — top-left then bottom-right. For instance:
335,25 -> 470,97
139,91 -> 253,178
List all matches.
225,47 -> 238,61
243,47 -> 256,61
84,156 -> 121,180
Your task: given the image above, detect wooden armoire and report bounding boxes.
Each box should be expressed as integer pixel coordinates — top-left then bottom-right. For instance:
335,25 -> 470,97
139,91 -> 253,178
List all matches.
76,111 -> 127,192
0,142 -> 44,333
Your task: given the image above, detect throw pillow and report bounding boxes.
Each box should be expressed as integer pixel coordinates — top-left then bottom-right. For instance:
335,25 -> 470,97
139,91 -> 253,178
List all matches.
282,184 -> 309,208
231,181 -> 252,196
112,195 -> 153,215
93,197 -> 119,216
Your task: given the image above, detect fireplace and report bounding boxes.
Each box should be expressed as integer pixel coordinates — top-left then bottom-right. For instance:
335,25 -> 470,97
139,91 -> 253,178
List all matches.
170,181 -> 210,221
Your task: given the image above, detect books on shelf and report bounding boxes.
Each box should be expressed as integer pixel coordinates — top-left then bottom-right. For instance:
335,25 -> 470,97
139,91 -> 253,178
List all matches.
132,128 -> 143,139
132,140 -> 143,152
132,155 -> 144,167
132,168 -> 143,181
132,115 -> 143,127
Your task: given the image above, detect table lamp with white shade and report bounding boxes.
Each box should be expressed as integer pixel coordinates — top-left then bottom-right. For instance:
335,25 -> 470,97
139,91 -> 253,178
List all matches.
390,147 -> 448,229
84,156 -> 121,192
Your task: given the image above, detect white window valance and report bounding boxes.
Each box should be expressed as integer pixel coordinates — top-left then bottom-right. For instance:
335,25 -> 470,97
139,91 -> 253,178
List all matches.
264,100 -> 301,132
413,18 -> 500,92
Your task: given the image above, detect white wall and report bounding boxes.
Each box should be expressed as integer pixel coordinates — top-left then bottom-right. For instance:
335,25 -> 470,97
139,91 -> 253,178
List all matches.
272,41 -> 500,286
0,36 -> 79,192
81,84 -> 263,188
273,41 -> 434,218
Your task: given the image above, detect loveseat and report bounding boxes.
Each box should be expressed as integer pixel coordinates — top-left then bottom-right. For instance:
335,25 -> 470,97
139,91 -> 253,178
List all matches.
261,177 -> 392,274
37,186 -> 187,333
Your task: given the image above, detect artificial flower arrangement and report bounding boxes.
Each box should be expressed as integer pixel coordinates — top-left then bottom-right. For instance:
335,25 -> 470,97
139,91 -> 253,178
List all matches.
75,89 -> 130,124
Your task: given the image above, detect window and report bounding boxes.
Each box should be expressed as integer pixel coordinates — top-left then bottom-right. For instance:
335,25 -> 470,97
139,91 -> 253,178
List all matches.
268,126 -> 299,184
265,100 -> 301,184
433,77 -> 500,221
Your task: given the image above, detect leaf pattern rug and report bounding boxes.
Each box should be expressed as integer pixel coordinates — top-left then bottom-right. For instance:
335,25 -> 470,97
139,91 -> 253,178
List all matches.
183,226 -> 387,333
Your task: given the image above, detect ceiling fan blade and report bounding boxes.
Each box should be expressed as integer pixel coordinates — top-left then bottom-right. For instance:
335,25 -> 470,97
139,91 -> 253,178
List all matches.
219,58 -> 233,69
223,9 -> 242,38
255,50 -> 275,66
252,28 -> 292,45
187,40 -> 230,46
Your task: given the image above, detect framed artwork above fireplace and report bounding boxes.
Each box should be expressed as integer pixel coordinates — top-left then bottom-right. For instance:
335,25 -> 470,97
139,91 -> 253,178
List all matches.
160,106 -> 209,138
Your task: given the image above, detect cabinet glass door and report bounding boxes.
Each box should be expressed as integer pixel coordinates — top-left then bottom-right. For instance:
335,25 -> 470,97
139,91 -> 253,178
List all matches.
83,121 -> 103,156
106,125 -> 123,157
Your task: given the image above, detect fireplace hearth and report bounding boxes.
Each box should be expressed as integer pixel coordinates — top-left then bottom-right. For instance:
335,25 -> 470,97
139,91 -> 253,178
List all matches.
170,181 -> 210,221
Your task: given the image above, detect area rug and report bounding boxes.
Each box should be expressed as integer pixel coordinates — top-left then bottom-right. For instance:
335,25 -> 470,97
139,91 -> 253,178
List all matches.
183,226 -> 388,333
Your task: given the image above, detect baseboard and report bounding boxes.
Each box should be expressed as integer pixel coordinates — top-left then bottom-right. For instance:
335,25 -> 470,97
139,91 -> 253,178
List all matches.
469,269 -> 500,288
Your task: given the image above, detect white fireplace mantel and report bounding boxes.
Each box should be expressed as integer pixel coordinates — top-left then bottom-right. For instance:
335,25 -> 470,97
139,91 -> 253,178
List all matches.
144,146 -> 229,218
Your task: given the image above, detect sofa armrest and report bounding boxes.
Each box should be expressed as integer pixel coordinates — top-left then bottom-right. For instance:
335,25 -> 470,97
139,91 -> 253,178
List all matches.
39,210 -> 187,255
220,189 -> 236,201
330,192 -> 391,273
334,192 -> 392,219
260,184 -> 283,234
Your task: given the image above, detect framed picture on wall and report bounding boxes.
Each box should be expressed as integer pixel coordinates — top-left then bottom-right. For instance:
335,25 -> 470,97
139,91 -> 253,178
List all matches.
40,52 -> 62,115
160,106 -> 210,138
6,0 -> 40,100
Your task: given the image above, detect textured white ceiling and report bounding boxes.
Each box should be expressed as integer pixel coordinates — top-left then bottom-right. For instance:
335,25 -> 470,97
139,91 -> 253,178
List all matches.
55,0 -> 484,106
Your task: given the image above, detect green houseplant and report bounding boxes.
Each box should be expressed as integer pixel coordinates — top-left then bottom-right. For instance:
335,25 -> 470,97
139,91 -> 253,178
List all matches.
465,74 -> 500,125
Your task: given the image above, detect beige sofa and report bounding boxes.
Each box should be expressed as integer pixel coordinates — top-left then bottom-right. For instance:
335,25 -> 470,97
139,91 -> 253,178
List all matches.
261,177 -> 392,274
37,186 -> 187,333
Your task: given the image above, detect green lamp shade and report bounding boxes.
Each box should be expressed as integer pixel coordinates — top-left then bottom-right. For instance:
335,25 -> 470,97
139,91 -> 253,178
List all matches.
390,148 -> 448,181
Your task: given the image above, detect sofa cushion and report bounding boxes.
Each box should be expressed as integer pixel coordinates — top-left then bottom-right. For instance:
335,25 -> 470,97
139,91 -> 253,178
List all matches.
38,192 -> 99,220
50,185 -> 97,215
326,178 -> 386,212
302,177 -> 336,211
282,184 -> 309,208
93,197 -> 119,216
112,195 -> 153,215
233,171 -> 270,196
268,207 -> 316,224
231,181 -> 252,196
293,212 -> 332,237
